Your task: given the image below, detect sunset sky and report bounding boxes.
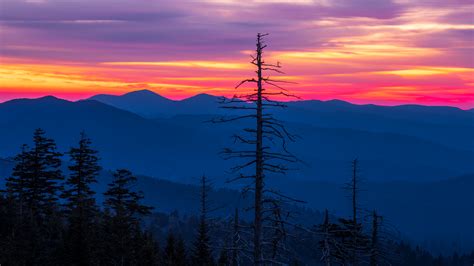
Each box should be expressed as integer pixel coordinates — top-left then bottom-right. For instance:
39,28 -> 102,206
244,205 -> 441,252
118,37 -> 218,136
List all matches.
0,0 -> 473,108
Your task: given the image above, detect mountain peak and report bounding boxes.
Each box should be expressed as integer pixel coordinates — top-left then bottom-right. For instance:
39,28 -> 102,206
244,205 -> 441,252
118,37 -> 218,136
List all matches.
324,99 -> 351,106
38,95 -> 60,100
181,93 -> 219,102
3,95 -> 70,106
123,89 -> 159,97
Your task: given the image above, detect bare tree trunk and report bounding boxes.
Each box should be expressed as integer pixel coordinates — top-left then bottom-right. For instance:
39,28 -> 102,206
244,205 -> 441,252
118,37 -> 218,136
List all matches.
370,210 -> 379,266
352,159 -> 358,227
232,208 -> 239,266
254,33 -> 264,266
351,158 -> 358,266
214,33 -> 299,265
323,209 -> 332,266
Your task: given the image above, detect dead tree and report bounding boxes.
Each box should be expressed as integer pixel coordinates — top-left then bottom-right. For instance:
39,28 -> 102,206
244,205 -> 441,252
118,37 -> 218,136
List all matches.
339,158 -> 370,265
351,158 -> 359,265
352,159 -> 358,231
367,210 -> 400,265
212,33 -> 300,265
231,208 -> 240,266
320,210 -> 332,266
317,209 -> 350,265
370,210 -> 382,266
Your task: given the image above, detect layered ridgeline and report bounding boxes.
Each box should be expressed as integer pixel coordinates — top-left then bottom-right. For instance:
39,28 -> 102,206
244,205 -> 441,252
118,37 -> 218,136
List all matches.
1,91 -> 473,183
0,91 -> 473,253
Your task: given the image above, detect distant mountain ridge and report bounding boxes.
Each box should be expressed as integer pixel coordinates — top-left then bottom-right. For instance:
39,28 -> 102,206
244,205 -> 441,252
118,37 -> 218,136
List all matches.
1,95 -> 473,184
89,90 -> 224,118
88,90 -> 474,152
88,89 -> 473,119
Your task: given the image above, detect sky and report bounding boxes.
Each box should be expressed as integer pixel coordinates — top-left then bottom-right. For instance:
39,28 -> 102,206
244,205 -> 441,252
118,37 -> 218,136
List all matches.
0,0 -> 473,108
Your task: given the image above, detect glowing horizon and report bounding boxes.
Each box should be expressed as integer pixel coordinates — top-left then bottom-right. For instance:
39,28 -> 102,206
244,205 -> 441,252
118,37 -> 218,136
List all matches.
1,0 -> 473,108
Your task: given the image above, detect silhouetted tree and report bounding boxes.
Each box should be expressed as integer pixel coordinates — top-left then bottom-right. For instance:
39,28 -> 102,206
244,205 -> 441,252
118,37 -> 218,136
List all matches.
340,158 -> 369,265
370,210 -> 382,266
3,129 -> 64,264
319,209 -> 333,266
163,232 -> 177,265
61,132 -> 101,265
6,128 -> 63,219
213,33 -> 300,265
4,144 -> 29,216
164,232 -> 187,265
192,175 -> 214,265
138,230 -> 161,265
231,208 -> 241,266
176,236 -> 188,266
103,168 -> 153,265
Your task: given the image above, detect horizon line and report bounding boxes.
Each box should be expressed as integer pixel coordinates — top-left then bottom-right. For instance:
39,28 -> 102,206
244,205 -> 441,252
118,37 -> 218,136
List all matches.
1,89 -> 472,111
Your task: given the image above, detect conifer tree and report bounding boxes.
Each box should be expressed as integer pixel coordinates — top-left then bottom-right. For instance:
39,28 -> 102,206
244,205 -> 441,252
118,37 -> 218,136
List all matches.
103,168 -> 153,265
6,128 -> 63,218
62,132 -> 101,265
192,175 -> 214,265
161,232 -> 188,265
176,236 -> 188,266
137,230 -> 161,265
4,129 -> 63,264
104,169 -> 152,220
164,232 -> 178,265
5,144 -> 30,217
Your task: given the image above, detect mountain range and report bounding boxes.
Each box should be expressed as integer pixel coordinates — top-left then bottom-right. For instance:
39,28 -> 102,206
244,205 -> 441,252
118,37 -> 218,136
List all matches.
1,90 -> 472,183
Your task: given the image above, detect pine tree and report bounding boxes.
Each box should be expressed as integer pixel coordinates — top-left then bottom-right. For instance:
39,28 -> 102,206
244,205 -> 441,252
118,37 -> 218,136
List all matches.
4,129 -> 64,264
103,169 -> 153,265
30,128 -> 63,215
163,232 -> 177,265
192,175 -> 214,265
104,169 -> 152,220
6,128 -> 63,218
62,132 -> 101,265
5,144 -> 30,217
137,230 -> 161,265
176,236 -> 188,266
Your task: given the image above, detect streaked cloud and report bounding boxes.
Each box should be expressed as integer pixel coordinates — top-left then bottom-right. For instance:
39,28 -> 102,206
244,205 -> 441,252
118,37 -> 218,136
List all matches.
375,67 -> 473,77
102,61 -> 248,70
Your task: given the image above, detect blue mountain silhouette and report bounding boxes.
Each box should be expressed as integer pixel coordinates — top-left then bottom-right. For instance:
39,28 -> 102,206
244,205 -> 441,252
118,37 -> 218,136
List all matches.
1,93 -> 473,183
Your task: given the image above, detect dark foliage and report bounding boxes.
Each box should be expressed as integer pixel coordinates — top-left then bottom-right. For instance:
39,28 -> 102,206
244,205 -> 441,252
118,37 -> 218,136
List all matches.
191,175 -> 214,266
61,132 -> 102,265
